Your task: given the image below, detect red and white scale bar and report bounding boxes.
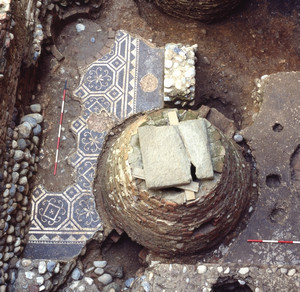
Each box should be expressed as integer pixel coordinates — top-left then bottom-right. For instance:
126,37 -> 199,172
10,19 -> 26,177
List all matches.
248,239 -> 300,244
54,80 -> 67,176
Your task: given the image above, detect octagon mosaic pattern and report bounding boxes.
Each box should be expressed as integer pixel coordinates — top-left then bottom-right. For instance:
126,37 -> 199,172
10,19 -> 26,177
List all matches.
24,30 -> 164,259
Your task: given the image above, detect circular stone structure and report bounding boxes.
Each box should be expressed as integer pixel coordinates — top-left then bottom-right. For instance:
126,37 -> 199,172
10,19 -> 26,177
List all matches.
154,0 -> 242,22
99,109 -> 251,256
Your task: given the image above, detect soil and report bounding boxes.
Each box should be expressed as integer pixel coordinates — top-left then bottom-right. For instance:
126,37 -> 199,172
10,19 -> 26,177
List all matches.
23,0 -> 300,286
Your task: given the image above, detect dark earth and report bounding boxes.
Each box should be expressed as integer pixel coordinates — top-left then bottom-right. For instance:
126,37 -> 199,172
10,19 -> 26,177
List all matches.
19,0 -> 300,285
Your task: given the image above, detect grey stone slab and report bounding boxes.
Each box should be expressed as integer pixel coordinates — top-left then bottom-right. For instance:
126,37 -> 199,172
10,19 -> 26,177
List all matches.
138,125 -> 191,189
178,119 -> 214,180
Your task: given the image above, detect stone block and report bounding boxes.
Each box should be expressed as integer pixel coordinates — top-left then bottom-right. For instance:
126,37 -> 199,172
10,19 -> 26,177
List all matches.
178,119 -> 214,179
207,108 -> 235,138
138,125 -> 191,189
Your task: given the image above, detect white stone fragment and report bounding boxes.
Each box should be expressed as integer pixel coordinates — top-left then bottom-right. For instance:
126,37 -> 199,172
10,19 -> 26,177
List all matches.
238,267 -> 249,275
84,277 -> 94,285
288,269 -> 296,276
197,265 -> 207,274
38,261 -> 47,274
224,267 -> 230,274
36,276 -> 44,285
25,271 -> 35,280
183,266 -> 187,273
76,23 -> 85,32
217,267 -> 223,273
280,268 -> 288,274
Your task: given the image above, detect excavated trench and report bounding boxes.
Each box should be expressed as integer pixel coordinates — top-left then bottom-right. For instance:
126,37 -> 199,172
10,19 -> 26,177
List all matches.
11,0 -> 300,290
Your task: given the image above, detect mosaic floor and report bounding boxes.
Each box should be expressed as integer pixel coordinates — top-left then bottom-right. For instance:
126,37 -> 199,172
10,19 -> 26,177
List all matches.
24,30 -> 164,259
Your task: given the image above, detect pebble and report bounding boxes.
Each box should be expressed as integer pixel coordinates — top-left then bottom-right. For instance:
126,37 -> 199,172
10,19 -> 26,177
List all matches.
38,261 -> 47,274
217,267 -> 223,273
47,261 -> 56,273
9,184 -> 16,196
22,259 -> 32,267
30,104 -> 42,113
12,172 -> 19,184
14,150 -> 24,162
72,268 -> 82,280
21,113 -> 43,124
288,269 -> 296,276
18,122 -> 32,138
19,176 -> 28,185
224,267 -> 230,274
197,265 -> 207,274
280,268 -> 288,274
17,139 -> 27,150
125,277 -> 135,288
98,273 -> 113,285
21,116 -> 37,128
36,276 -> 44,285
76,23 -> 85,32
239,267 -> 249,275
39,285 -> 45,291
94,260 -> 107,268
33,124 -> 42,136
54,263 -> 60,273
94,268 -> 104,275
234,134 -> 244,143
84,277 -> 94,285
91,37 -> 95,43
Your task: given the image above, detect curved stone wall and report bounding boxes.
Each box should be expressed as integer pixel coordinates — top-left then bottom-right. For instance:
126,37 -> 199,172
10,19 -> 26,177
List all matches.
154,0 -> 242,22
99,109 -> 251,256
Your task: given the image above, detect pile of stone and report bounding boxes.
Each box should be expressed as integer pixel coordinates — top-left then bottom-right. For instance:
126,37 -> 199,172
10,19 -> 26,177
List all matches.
14,258 -> 78,292
0,104 -> 42,290
164,43 -> 197,106
154,0 -> 242,22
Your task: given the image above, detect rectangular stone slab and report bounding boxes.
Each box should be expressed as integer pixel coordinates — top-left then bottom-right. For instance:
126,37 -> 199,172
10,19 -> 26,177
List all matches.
138,125 -> 191,189
178,119 -> 214,179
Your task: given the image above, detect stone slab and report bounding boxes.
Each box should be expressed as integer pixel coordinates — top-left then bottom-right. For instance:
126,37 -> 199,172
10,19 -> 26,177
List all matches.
178,119 -> 214,180
138,125 -> 191,189
224,72 -> 300,266
185,190 -> 195,201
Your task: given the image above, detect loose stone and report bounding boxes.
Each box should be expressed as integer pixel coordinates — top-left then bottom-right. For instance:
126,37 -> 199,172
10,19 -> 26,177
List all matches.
84,277 -> 94,285
47,261 -> 56,273
72,268 -> 82,280
33,124 -> 42,136
17,139 -> 27,150
38,261 -> 47,274
98,273 -> 113,285
22,259 -> 32,267
21,116 -> 37,127
30,104 -> 42,113
234,134 -> 243,143
19,176 -> 28,185
93,261 -> 107,268
18,122 -> 32,138
94,268 -> 104,275
12,172 -> 19,184
125,278 -> 135,288
21,113 -> 43,124
13,150 -> 24,162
